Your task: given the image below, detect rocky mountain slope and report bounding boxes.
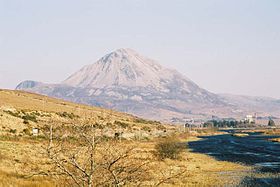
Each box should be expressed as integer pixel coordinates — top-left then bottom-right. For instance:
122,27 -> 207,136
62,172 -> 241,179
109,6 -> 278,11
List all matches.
16,49 -> 280,122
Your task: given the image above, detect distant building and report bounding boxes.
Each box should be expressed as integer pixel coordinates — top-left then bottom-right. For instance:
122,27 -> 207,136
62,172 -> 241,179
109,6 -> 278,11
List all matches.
184,118 -> 203,129
245,114 -> 256,124
32,128 -> 39,136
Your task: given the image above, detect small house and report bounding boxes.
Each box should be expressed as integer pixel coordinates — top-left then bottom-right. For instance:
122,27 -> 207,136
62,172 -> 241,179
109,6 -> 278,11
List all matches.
32,128 -> 39,136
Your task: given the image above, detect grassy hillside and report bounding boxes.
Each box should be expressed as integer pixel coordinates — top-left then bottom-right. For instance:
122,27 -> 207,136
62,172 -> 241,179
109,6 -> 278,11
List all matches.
0,89 -> 139,122
0,89 -> 171,139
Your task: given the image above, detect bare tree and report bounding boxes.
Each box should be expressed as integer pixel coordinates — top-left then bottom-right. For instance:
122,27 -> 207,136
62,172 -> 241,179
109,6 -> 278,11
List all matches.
24,116 -> 188,187
155,166 -> 188,186
44,122 -> 150,187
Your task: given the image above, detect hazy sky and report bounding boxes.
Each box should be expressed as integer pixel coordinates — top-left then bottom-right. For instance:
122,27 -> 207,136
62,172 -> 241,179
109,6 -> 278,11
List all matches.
0,0 -> 280,98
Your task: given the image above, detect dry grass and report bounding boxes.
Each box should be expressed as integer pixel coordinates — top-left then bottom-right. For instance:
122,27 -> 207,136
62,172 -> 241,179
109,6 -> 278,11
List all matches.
0,139 -> 56,187
0,170 -> 54,187
232,133 -> 249,137
0,135 -> 252,187
0,89 -> 134,121
269,138 -> 280,142
264,129 -> 280,135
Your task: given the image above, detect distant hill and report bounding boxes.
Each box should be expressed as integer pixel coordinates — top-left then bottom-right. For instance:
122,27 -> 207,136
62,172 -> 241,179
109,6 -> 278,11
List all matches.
16,48 -> 280,122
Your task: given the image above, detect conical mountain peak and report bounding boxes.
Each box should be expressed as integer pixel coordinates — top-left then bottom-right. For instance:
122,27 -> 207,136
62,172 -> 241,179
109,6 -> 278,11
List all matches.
62,48 -> 174,89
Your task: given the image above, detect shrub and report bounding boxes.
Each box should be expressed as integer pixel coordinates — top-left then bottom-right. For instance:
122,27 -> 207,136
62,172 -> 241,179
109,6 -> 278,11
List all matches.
134,118 -> 161,125
156,124 -> 167,131
22,114 -> 37,123
22,128 -> 30,135
9,129 -> 17,134
98,116 -> 104,120
106,122 -> 113,127
154,138 -> 186,160
92,122 -> 103,129
56,112 -> 79,119
114,121 -> 129,129
5,110 -> 38,123
23,119 -> 29,124
141,126 -> 151,132
4,110 -> 21,118
30,111 -> 41,117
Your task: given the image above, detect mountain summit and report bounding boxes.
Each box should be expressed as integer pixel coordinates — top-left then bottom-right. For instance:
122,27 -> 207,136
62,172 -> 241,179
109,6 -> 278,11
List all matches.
63,48 -> 194,91
62,48 -> 219,102
16,49 -> 280,122
63,48 -> 168,88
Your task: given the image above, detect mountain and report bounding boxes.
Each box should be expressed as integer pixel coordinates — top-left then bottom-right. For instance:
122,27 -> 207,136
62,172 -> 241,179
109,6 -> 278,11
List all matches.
16,48 -> 280,122
219,94 -> 280,117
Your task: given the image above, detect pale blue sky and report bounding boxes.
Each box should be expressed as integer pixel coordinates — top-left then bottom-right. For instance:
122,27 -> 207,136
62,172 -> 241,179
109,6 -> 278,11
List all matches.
0,0 -> 279,98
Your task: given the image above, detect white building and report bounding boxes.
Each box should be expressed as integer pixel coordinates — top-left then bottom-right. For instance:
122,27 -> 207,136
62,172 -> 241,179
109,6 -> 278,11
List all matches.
245,114 -> 256,124
32,128 -> 39,136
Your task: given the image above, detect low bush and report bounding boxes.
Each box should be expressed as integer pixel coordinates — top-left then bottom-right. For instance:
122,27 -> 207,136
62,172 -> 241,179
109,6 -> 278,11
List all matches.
22,128 -> 30,135
154,138 -> 186,160
156,124 -> 167,131
22,114 -> 37,123
114,121 -> 129,129
9,129 -> 17,134
141,126 -> 151,132
56,112 -> 79,119
92,122 -> 104,129
4,110 -> 21,118
134,118 -> 161,125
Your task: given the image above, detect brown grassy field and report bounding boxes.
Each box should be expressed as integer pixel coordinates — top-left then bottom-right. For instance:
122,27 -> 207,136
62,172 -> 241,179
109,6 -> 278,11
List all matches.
0,89 -> 251,186
0,135 -> 251,187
